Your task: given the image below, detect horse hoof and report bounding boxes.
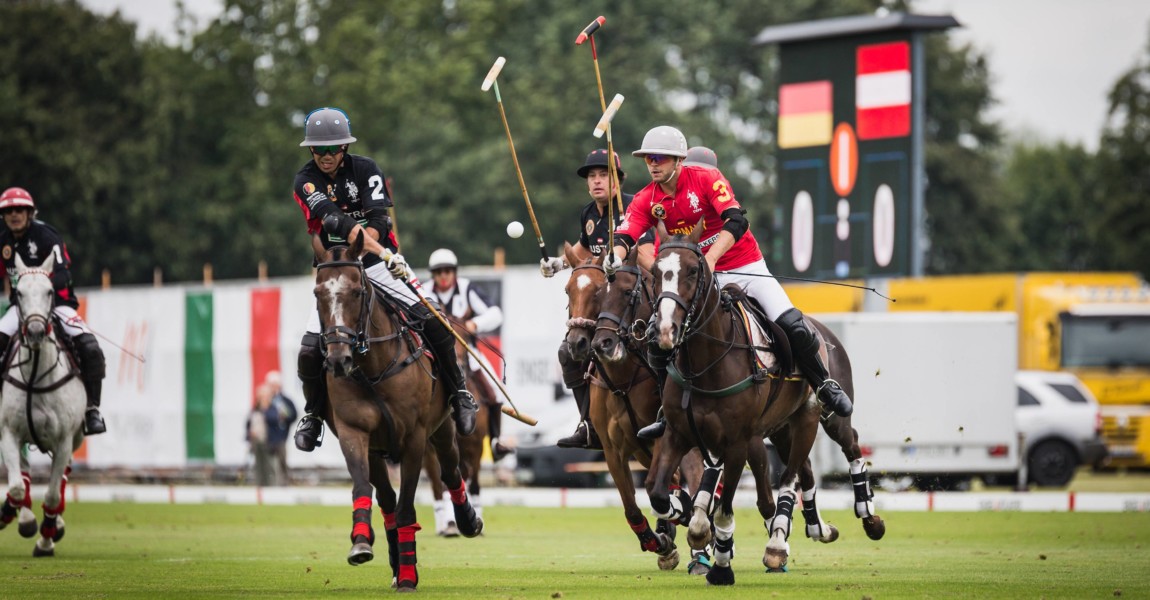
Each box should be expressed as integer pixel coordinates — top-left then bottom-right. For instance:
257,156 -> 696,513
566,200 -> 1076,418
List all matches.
18,519 -> 38,539
816,524 -> 839,544
687,526 -> 712,552
33,541 -> 54,558
657,548 -> 680,571
864,515 -> 886,541
460,517 -> 483,539
347,543 -> 374,566
396,580 -> 417,593
763,548 -> 788,571
687,554 -> 713,576
705,564 -> 735,586
439,522 -> 460,538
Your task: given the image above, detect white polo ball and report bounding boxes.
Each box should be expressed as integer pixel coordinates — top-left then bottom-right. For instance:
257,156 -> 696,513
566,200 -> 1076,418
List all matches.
506,220 -> 524,239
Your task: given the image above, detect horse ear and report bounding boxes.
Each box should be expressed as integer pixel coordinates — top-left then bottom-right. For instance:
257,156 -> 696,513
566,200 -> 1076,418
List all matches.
562,241 -> 580,269
688,217 -> 706,244
349,228 -> 365,258
14,253 -> 26,271
656,220 -> 671,243
41,253 -> 55,272
625,244 -> 638,266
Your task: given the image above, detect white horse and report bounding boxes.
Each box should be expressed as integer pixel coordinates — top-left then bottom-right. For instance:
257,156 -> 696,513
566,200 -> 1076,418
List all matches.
0,253 -> 85,557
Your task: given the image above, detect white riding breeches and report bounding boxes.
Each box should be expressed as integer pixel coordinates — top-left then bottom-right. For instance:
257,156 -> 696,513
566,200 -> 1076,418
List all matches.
306,262 -> 433,334
715,260 -> 794,321
0,304 -> 91,337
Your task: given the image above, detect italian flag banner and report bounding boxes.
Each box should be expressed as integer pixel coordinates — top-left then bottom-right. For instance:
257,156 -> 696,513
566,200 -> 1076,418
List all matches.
77,277 -> 349,468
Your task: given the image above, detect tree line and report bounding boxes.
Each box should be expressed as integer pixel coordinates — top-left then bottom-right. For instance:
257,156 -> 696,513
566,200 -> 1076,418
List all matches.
1,0 -> 1146,286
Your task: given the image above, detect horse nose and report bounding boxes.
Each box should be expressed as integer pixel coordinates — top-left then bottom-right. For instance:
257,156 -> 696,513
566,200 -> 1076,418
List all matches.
571,336 -> 590,360
327,354 -> 353,377
595,335 -> 614,355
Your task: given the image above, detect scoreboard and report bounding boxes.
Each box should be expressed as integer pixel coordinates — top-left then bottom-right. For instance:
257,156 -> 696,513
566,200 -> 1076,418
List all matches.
754,13 -> 957,279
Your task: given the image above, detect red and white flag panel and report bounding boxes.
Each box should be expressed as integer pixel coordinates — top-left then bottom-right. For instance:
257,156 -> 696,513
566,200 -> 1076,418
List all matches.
856,41 -> 911,140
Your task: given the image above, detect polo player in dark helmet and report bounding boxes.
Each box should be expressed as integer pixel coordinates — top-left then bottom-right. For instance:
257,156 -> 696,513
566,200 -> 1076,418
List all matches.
290,107 -> 478,451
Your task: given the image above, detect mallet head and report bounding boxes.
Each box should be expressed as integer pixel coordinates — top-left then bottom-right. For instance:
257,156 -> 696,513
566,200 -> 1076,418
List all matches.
481,56 -> 506,92
593,93 -> 625,139
575,16 -> 606,45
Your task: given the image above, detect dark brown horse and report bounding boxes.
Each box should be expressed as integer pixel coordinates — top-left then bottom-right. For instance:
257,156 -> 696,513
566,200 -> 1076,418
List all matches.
423,315 -> 489,537
643,223 -> 830,585
313,236 -> 481,591
562,242 -> 704,572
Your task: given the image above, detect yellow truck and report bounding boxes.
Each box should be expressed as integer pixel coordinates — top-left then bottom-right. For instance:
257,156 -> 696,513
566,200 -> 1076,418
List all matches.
787,272 -> 1150,469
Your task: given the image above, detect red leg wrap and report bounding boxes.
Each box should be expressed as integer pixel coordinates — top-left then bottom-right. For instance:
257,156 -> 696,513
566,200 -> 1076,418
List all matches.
448,481 -> 467,505
397,524 -> 422,585
20,472 -> 31,508
382,511 -> 397,530
352,522 -> 371,540
352,496 -> 372,511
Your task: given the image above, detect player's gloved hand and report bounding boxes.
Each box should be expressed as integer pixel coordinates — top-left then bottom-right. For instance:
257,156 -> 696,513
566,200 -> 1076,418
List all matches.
604,251 -> 623,277
539,256 -> 566,278
386,253 -> 410,279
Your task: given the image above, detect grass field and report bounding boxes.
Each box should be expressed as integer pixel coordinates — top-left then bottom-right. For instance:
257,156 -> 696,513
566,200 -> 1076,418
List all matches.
1,503 -> 1148,599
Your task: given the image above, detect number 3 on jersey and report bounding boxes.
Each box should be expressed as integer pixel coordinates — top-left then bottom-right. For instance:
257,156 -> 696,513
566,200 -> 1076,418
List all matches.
713,179 -> 733,203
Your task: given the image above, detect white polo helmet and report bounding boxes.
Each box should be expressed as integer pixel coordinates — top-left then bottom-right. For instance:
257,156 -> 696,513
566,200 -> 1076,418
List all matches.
428,248 -> 458,271
632,126 -> 688,158
683,146 -> 718,168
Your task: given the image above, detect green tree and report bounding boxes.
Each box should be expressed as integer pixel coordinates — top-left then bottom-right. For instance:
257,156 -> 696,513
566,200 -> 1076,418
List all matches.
1094,33 -> 1150,279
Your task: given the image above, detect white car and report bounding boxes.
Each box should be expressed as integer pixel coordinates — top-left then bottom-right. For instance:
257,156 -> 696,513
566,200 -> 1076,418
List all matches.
1015,370 -> 1108,487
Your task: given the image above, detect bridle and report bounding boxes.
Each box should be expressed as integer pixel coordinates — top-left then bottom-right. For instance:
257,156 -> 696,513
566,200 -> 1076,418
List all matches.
15,268 -> 55,347
565,263 -> 605,335
595,264 -> 654,350
653,240 -> 720,351
315,259 -> 375,354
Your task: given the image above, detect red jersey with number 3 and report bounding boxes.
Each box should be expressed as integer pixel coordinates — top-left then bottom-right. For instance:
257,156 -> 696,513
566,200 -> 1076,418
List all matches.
615,165 -> 763,270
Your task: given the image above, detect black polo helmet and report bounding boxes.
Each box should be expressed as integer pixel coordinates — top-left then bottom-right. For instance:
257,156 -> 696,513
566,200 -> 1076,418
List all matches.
576,149 -> 625,180
300,107 -> 357,146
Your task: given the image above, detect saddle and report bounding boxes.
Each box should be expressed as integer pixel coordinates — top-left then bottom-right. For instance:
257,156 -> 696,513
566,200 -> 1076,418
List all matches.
368,280 -> 434,362
719,285 -> 797,380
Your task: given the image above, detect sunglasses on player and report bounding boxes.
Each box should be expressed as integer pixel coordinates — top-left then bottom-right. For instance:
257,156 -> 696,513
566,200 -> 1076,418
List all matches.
643,154 -> 673,165
310,145 -> 346,156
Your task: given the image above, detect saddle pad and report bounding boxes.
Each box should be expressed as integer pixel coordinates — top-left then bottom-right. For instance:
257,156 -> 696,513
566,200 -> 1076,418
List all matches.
734,301 -> 777,372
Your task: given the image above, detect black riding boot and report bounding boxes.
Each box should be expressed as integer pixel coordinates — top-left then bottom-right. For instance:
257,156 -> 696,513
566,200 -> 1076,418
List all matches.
74,333 -> 107,435
423,316 -> 478,436
294,333 -> 328,452
637,343 -> 671,440
487,403 -> 513,462
555,341 -> 601,450
776,308 -> 853,417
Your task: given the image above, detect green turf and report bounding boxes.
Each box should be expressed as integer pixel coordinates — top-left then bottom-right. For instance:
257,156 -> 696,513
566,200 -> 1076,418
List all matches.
1,503 -> 1148,598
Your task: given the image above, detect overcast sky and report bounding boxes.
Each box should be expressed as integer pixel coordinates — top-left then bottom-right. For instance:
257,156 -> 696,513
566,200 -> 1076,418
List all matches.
82,0 -> 1150,151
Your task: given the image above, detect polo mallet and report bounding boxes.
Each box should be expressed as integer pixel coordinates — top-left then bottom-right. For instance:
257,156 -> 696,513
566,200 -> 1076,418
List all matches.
576,16 -> 625,217
594,93 -> 625,274
384,251 -> 537,426
482,56 -> 548,261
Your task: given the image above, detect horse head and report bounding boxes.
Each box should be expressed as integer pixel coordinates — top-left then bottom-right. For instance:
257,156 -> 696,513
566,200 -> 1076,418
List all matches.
313,234 -> 371,378
592,245 -> 653,363
14,253 -> 58,349
562,242 -> 606,362
651,218 -> 710,351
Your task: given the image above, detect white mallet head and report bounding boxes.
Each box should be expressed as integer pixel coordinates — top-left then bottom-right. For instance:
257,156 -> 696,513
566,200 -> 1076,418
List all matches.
481,57 -> 506,92
506,221 -> 524,239
594,93 -> 625,138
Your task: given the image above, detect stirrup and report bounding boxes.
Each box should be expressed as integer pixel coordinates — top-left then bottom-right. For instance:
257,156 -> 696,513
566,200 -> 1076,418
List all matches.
816,379 -> 853,418
637,418 -> 666,440
83,408 -> 107,436
294,414 -> 325,451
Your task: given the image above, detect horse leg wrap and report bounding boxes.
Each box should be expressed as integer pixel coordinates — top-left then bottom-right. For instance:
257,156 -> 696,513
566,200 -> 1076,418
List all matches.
801,488 -> 824,539
350,496 -> 374,545
694,466 -> 723,518
628,517 -> 662,552
650,491 -> 685,523
850,459 -> 876,518
0,498 -> 16,525
397,524 -> 421,588
382,512 -> 399,577
39,513 -> 58,541
712,516 -> 736,567
449,482 -> 481,537
769,489 -> 796,540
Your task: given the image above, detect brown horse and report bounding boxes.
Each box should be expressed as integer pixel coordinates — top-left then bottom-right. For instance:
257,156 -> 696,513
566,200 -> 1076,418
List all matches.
313,236 -> 481,591
423,316 -> 489,537
643,223 -> 831,585
562,242 -> 704,572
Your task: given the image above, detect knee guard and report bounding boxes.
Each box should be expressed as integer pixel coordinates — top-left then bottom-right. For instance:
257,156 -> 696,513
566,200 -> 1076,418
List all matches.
74,333 -> 106,383
298,333 -> 327,413
557,341 -> 587,391
423,317 -> 466,392
775,308 -> 828,380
